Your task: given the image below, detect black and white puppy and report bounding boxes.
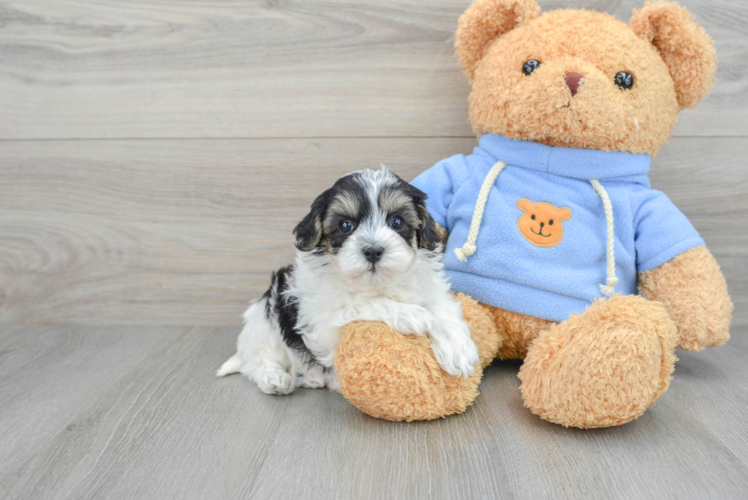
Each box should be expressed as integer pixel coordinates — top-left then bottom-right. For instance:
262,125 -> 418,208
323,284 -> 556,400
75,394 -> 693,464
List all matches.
217,167 -> 479,394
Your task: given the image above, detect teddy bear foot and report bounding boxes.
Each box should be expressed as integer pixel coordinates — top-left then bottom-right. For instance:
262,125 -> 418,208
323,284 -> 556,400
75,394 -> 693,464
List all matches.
518,295 -> 678,429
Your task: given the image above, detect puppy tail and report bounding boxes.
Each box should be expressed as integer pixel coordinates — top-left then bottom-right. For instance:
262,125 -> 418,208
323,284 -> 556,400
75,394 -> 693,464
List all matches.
216,353 -> 244,377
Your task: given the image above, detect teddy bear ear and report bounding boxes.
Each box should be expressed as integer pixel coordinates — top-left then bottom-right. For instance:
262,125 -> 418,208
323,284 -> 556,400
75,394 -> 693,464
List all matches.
455,0 -> 541,82
630,1 -> 717,109
516,198 -> 531,212
557,207 -> 572,221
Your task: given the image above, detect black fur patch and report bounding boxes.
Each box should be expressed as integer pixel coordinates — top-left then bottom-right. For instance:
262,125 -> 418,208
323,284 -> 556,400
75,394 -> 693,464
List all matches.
264,265 -> 315,363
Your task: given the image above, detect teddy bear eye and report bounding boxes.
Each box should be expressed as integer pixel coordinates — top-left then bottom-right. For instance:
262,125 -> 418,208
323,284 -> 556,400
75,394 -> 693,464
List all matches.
549,220 -> 554,225
523,59 -> 541,76
615,71 -> 634,90
531,214 -> 536,220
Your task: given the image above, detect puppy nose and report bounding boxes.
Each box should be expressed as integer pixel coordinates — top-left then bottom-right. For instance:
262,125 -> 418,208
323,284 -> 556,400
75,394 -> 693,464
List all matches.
363,246 -> 384,263
564,72 -> 584,96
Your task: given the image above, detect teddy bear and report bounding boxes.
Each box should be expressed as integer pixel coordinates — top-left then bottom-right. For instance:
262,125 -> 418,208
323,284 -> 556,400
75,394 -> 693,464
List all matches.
332,0 -> 733,429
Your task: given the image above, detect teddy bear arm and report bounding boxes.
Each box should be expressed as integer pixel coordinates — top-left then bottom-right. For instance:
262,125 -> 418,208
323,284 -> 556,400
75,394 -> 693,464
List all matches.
638,245 -> 732,351
334,293 -> 502,421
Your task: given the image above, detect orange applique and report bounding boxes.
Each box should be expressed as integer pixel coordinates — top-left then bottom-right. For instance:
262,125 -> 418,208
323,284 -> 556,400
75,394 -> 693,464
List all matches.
516,198 -> 572,248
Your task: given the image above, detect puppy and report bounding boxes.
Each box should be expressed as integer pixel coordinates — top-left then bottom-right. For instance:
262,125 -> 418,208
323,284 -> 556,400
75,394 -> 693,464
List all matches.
217,167 -> 479,394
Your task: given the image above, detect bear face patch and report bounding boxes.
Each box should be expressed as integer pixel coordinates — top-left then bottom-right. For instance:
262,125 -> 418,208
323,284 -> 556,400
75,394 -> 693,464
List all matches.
516,198 -> 572,248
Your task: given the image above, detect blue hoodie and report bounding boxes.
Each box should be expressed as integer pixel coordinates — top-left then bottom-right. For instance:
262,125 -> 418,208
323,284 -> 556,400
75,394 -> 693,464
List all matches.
411,134 -> 703,323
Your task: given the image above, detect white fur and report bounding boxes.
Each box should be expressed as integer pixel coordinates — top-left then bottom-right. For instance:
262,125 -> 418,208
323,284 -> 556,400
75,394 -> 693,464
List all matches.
217,167 -> 479,394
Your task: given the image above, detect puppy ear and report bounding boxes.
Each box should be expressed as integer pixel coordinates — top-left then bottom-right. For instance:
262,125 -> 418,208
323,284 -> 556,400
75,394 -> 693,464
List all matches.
403,184 -> 440,251
395,183 -> 442,250
455,0 -> 541,82
630,1 -> 717,109
293,190 -> 330,252
416,202 -> 441,251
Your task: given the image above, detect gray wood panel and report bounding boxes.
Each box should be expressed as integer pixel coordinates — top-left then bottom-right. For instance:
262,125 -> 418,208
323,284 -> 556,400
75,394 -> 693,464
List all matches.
1,0 -> 747,498
1,137 -> 746,326
0,325 -> 189,483
1,0 -> 746,140
0,324 -> 746,499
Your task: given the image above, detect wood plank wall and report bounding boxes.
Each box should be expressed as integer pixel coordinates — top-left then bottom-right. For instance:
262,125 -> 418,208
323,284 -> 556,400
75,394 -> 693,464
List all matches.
1,0 -> 746,326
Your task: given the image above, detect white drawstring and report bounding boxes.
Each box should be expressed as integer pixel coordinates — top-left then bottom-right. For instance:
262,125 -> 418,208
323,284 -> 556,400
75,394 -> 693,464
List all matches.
590,179 -> 618,296
454,161 -> 506,262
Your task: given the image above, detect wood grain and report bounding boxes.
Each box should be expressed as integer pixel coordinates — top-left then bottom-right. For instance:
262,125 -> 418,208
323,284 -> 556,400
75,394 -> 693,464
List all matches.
0,1 -> 746,499
1,137 -> 745,326
0,325 -> 746,499
0,325 -> 188,484
0,0 -> 746,140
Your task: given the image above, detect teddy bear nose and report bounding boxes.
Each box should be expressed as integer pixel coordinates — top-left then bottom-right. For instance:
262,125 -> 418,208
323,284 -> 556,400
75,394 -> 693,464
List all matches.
564,72 -> 584,96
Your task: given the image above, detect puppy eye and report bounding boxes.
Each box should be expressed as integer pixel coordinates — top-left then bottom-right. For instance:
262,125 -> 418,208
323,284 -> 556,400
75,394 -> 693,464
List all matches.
531,214 -> 536,220
549,219 -> 554,225
339,219 -> 355,233
523,59 -> 541,76
389,216 -> 404,230
615,71 -> 634,90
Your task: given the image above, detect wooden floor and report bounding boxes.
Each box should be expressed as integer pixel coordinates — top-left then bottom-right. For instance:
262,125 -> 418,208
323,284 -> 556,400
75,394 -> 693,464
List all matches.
1,325 -> 747,499
1,1 -> 747,498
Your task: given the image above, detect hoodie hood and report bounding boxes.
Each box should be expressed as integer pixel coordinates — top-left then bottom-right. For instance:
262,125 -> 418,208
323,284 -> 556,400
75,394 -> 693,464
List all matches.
475,134 -> 651,181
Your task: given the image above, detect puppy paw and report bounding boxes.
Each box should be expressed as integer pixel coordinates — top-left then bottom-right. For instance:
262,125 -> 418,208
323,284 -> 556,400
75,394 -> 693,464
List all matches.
389,305 -> 432,336
256,370 -> 295,395
325,370 -> 340,392
296,366 -> 326,389
430,321 -> 479,379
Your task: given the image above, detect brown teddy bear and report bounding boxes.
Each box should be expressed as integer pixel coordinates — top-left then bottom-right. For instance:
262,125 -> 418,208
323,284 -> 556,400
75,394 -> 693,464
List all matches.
333,0 -> 733,428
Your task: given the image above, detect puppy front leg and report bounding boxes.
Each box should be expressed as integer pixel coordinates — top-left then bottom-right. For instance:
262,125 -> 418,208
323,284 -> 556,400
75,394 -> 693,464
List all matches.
427,300 -> 479,379
387,303 -> 434,336
339,299 -> 433,336
321,302 -> 433,371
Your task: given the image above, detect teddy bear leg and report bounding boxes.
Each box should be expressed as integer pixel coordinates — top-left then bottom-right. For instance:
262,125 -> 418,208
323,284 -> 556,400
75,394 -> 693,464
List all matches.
518,295 -> 678,429
481,304 -> 556,360
335,293 -> 502,421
